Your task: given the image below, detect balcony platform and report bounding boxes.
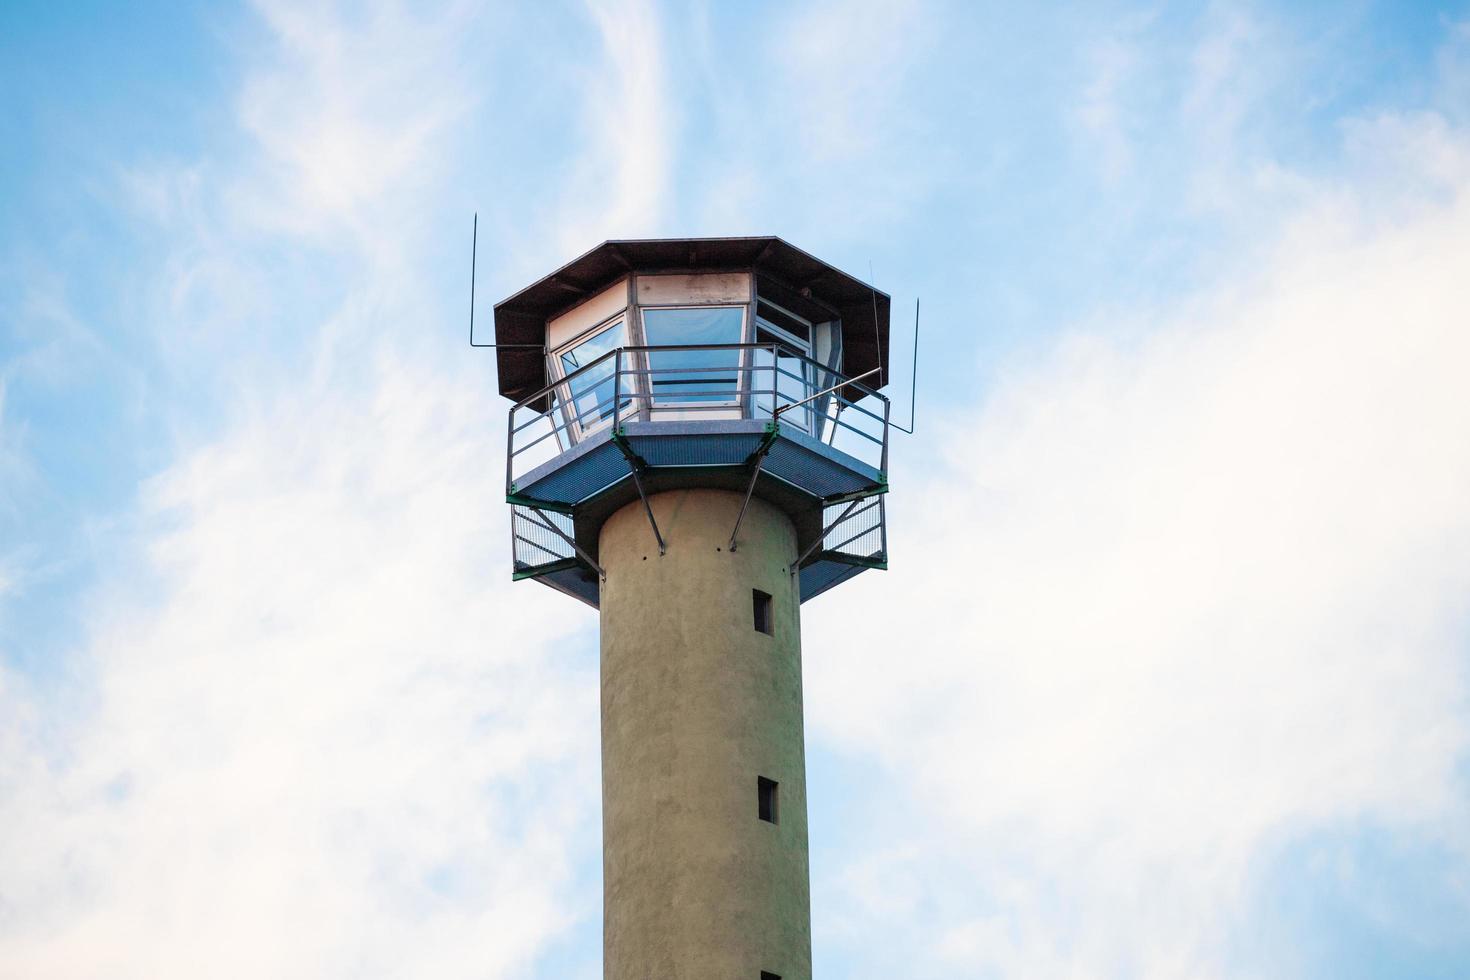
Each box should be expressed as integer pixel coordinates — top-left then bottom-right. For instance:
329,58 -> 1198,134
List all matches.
509,419 -> 886,608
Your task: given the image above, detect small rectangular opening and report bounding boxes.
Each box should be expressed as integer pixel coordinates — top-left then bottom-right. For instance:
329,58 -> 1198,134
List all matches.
753,589 -> 773,635
758,776 -> 779,824
761,973 -> 782,980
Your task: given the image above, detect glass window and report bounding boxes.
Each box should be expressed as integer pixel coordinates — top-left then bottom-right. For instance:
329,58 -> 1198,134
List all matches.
640,306 -> 745,404
756,301 -> 810,342
556,318 -> 627,432
754,321 -> 814,431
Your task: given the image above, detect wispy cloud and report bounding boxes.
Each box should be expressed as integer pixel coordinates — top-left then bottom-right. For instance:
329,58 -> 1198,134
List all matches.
1068,5 -> 1300,220
0,3 -> 615,976
233,0 -> 475,252
775,0 -> 927,163
0,375 -> 22,518
0,351 -> 599,978
682,0 -> 941,240
6,2 -> 1470,977
1075,34 -> 1140,183
808,106 -> 1470,977
553,0 -> 672,255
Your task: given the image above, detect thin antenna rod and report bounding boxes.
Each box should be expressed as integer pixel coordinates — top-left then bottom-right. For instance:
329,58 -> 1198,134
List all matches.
868,264 -> 919,435
470,212 -> 477,346
891,297 -> 920,435
869,261 -> 883,382
468,212 -> 544,350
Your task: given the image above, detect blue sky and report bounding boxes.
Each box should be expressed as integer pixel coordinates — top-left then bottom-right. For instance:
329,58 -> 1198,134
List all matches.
3,1 -> 1470,977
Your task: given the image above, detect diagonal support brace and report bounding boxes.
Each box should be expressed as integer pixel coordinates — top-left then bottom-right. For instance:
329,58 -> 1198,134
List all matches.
612,430 -> 666,556
790,497 -> 864,575
728,425 -> 779,553
525,507 -> 605,580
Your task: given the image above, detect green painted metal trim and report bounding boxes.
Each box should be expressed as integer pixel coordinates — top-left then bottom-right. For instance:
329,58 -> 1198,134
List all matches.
609,430 -> 649,470
512,556 -> 583,581
816,551 -> 888,570
742,423 -> 781,468
822,483 -> 888,505
506,493 -> 575,514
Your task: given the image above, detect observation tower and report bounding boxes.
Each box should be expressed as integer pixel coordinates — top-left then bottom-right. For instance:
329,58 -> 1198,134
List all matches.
492,237 -> 891,980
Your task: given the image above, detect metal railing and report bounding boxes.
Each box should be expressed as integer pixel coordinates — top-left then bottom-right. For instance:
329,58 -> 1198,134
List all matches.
507,343 -> 890,495
510,506 -> 577,573
821,495 -> 886,561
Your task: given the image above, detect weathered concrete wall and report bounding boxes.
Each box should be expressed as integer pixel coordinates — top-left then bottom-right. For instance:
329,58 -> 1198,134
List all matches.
600,489 -> 811,980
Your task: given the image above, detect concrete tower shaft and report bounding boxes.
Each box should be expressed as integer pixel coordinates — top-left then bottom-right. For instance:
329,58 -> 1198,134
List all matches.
600,489 -> 811,980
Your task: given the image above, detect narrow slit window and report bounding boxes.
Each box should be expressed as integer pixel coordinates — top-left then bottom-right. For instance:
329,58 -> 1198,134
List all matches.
753,589 -> 773,635
758,776 -> 779,824
761,973 -> 782,980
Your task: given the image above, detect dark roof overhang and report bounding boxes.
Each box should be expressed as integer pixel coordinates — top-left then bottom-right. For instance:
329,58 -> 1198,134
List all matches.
492,236 -> 891,405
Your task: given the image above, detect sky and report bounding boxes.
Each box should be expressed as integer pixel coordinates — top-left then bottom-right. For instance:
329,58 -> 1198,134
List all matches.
3,1 -> 1470,977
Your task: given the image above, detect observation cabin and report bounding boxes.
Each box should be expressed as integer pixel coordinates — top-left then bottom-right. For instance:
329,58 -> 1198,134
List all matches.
497,236 -> 892,606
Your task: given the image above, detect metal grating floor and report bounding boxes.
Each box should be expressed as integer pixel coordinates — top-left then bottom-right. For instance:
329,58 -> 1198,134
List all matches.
510,419 -> 886,607
511,420 -> 881,511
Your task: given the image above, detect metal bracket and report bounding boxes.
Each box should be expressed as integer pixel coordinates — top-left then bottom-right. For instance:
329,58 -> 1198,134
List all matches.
612,430 -> 666,555
610,429 -> 650,470
524,507 -> 605,581
728,424 -> 780,553
790,497 -> 864,575
823,483 -> 887,506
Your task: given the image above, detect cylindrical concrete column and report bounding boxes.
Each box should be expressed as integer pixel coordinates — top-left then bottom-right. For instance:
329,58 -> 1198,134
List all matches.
599,488 -> 811,980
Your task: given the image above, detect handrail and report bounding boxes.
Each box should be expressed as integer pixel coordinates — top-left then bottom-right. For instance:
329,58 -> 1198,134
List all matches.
775,367 -> 880,419
508,342 -> 891,493
512,342 -> 888,413
515,375 -> 886,445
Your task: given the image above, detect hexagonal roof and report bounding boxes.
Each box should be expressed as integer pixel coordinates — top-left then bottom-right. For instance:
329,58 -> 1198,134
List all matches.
492,236 -> 891,405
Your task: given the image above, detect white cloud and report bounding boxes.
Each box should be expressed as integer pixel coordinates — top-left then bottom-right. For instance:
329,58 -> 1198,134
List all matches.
1067,5 -> 1310,225
774,0 -> 929,164
553,0 -> 673,255
681,0 -> 940,239
0,265 -> 110,523
1436,19 -> 1470,124
234,0 -> 473,250
806,109 -> 1470,978
1075,35 -> 1139,184
0,348 -> 600,979
0,376 -> 23,520
0,3 -> 635,976
11,2 -> 1470,976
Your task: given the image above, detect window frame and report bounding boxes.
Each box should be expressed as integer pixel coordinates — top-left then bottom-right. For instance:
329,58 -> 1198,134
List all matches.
753,299 -> 816,430
548,312 -> 633,442
635,303 -> 751,412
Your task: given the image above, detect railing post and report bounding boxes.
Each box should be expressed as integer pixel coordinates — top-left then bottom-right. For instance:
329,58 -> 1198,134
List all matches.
614,348 -> 622,432
770,343 -> 779,420
506,406 -> 516,495
881,396 -> 891,475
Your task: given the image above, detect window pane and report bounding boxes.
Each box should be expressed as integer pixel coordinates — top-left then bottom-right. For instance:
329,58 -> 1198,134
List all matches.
756,301 -> 810,341
559,320 -> 627,428
754,326 -> 813,430
642,307 -> 744,404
